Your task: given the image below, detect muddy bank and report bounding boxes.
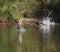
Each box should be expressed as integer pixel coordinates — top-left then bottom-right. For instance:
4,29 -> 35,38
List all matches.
0,18 -> 38,25
22,18 -> 38,25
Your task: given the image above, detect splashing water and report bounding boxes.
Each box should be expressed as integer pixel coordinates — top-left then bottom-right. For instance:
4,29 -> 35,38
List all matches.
39,17 -> 55,40
42,17 -> 55,26
42,17 -> 50,25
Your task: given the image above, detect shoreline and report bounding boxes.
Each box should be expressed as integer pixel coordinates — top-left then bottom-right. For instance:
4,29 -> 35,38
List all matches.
0,18 -> 38,25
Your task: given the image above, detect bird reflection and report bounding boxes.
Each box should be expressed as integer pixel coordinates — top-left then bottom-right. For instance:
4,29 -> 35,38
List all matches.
15,19 -> 26,44
17,27 -> 26,44
17,29 -> 22,44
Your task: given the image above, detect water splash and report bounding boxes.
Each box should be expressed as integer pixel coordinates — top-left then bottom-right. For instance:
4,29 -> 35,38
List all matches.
42,17 -> 55,25
39,16 -> 55,40
42,17 -> 50,25
39,9 -> 55,52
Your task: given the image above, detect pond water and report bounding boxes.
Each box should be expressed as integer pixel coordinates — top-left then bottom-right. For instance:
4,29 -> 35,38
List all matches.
0,23 -> 60,52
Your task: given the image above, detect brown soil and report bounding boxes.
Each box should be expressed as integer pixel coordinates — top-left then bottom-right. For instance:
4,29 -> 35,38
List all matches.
22,18 -> 38,25
0,18 -> 38,25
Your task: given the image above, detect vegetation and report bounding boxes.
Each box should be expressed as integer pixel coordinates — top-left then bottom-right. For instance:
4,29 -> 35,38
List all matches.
46,0 -> 60,22
0,0 -> 60,21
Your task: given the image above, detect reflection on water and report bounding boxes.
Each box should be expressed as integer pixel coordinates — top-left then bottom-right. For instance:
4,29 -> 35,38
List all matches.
39,17 -> 55,40
17,27 -> 26,44
39,24 -> 55,40
0,23 -> 60,52
39,23 -> 55,52
17,29 -> 22,44
0,24 -> 18,52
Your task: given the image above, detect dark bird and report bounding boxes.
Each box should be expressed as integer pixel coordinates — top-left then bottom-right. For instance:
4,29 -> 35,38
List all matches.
17,25 -> 21,29
36,21 -> 46,25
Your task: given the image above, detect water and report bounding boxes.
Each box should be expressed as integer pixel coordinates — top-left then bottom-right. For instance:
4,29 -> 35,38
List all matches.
0,23 -> 60,52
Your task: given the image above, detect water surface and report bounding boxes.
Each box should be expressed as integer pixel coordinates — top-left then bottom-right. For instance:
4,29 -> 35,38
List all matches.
0,23 -> 60,52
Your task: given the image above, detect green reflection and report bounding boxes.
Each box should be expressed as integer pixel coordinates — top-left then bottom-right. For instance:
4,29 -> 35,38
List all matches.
0,24 -> 60,52
0,24 -> 19,52
22,25 -> 42,52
